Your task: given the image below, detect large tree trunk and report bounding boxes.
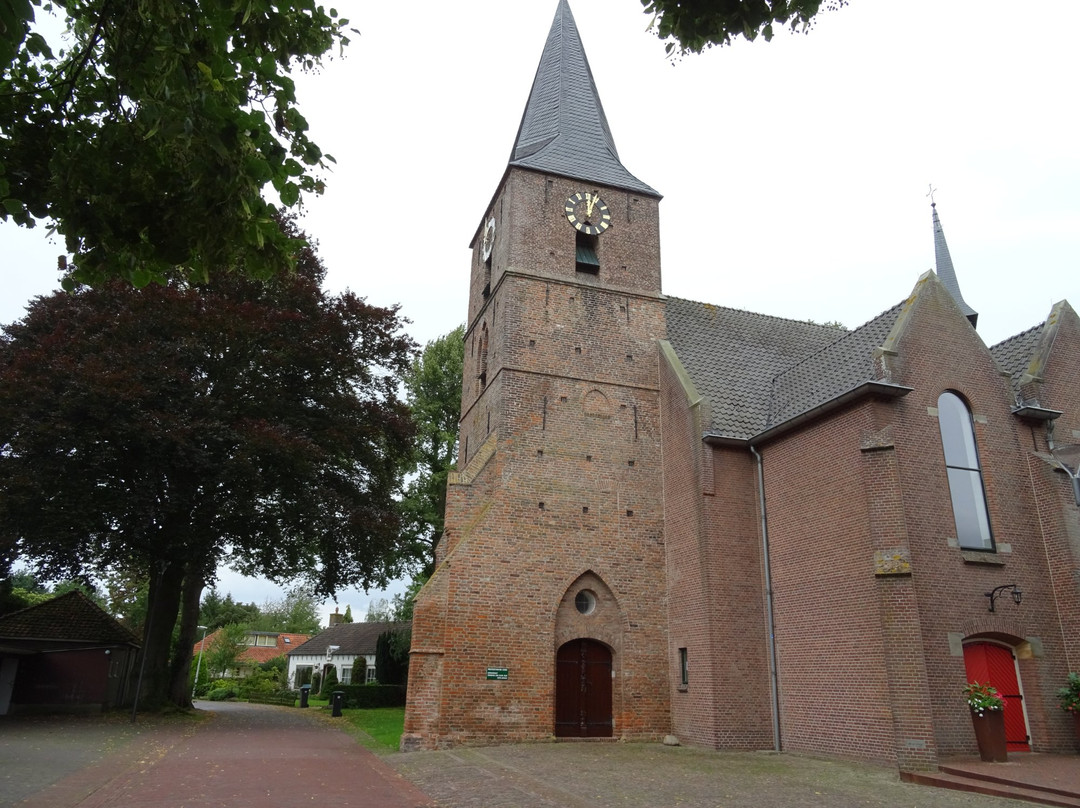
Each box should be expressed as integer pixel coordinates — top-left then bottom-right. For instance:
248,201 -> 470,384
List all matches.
168,565 -> 206,708
134,561 -> 184,711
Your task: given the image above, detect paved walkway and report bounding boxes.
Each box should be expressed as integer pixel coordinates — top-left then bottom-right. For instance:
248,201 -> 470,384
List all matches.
386,742 -> 1035,808
2,702 -> 433,808
3,703 -> 1071,808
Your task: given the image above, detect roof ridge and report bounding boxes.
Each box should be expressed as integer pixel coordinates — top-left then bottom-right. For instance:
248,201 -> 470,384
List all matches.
770,300 -> 906,382
990,321 -> 1043,351
666,295 -> 850,332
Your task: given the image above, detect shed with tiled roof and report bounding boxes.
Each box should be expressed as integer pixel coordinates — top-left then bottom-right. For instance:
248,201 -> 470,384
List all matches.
0,591 -> 140,714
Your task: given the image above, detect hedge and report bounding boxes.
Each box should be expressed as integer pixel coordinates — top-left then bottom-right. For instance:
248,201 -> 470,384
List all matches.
333,683 -> 406,709
247,691 -> 298,707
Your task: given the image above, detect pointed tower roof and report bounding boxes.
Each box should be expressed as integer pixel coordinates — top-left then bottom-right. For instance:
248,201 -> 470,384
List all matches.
932,202 -> 978,327
508,0 -> 659,197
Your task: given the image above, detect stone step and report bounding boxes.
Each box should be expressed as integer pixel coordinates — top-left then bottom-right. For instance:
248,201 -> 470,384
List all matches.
939,763 -> 1080,801
901,770 -> 1080,808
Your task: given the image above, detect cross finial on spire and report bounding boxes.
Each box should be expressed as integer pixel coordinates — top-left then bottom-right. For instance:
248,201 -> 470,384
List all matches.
931,197 -> 978,328
926,183 -> 937,207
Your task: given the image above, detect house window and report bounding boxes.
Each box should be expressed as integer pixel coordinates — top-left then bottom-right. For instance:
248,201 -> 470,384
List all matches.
366,666 -> 377,683
937,391 -> 993,550
256,634 -> 276,647
341,667 -> 352,685
678,648 -> 688,687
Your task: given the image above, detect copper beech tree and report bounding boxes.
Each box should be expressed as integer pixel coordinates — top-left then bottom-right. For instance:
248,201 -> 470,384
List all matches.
0,218 -> 415,709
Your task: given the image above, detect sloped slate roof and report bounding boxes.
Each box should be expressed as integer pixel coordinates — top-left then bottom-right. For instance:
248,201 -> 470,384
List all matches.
287,621 -> 408,657
508,0 -> 658,197
0,590 -> 139,646
990,323 -> 1044,388
665,297 -> 849,439
767,304 -> 904,427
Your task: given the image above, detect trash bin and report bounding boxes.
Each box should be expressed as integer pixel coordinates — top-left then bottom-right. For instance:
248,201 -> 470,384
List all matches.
299,684 -> 311,708
331,690 -> 344,717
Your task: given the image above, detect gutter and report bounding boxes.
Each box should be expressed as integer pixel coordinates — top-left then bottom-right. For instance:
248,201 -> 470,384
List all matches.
705,379 -> 913,752
704,380 -> 913,449
751,444 -> 781,752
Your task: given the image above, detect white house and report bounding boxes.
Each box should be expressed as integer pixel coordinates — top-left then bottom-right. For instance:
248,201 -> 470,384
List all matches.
285,621 -> 407,689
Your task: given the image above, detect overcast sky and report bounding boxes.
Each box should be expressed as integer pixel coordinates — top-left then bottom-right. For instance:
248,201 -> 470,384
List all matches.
3,0 -> 1077,621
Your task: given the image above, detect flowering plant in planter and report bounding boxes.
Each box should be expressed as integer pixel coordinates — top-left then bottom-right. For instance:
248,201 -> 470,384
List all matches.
1058,672 -> 1080,713
963,681 -> 1004,715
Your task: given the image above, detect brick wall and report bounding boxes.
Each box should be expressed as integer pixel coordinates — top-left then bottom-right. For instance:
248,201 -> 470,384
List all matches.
406,168 -> 670,748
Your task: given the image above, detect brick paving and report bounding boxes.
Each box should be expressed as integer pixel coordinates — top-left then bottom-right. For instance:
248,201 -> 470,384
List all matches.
3,703 -> 1072,808
385,742 -> 1037,808
2,702 -> 432,808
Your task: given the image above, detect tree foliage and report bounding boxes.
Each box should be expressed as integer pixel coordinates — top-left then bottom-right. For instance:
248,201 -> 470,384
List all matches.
399,325 -> 464,575
0,568 -> 105,615
364,597 -> 392,623
205,622 -> 247,678
250,586 -> 321,634
0,0 -> 351,287
375,629 -> 407,685
642,0 -> 847,55
0,215 -> 415,709
199,589 -> 261,632
351,654 -> 366,684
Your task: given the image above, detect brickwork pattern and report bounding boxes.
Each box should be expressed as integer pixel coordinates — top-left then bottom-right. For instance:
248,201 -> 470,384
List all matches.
877,282 -> 1073,757
762,403 -> 899,764
405,168 -> 670,748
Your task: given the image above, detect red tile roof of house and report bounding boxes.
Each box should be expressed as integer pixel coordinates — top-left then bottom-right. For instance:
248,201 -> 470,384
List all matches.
193,630 -> 311,666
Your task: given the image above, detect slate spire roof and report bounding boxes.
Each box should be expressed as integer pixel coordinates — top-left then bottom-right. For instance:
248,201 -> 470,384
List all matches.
508,0 -> 658,197
932,202 -> 978,327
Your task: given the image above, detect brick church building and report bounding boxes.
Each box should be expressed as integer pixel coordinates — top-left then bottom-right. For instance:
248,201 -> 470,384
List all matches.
402,0 -> 1080,770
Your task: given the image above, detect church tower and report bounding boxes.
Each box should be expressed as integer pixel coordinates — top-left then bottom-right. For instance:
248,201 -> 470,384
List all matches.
403,0 -> 670,748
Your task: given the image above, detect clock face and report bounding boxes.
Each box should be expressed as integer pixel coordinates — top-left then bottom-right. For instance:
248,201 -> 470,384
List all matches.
564,192 -> 611,235
481,217 -> 495,261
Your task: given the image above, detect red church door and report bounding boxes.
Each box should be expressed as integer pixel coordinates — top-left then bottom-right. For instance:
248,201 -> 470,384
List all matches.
963,642 -> 1030,751
555,639 -> 612,737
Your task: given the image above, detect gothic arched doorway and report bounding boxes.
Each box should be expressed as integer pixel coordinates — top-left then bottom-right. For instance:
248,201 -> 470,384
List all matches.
555,638 -> 612,737
963,641 -> 1030,751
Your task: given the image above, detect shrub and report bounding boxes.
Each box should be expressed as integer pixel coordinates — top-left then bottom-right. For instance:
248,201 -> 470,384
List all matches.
351,656 -> 367,684
311,671 -> 322,693
375,630 -> 408,685
259,655 -> 287,683
238,668 -> 280,699
335,683 -> 406,709
322,665 -> 339,694
1059,672 -> 1080,713
207,684 -> 238,701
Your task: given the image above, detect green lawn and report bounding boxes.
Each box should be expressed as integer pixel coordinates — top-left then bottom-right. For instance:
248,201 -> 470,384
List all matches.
337,706 -> 405,753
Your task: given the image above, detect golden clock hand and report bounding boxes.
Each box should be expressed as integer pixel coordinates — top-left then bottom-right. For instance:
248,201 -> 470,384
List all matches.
586,193 -> 595,218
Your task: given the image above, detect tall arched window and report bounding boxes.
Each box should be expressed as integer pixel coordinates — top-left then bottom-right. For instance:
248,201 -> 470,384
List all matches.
937,391 -> 993,550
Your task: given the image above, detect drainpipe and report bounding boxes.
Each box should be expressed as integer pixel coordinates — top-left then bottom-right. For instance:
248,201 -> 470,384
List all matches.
750,445 -> 781,752
1046,423 -> 1080,506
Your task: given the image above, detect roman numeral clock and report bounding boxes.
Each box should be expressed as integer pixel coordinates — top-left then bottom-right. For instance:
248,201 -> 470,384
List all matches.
564,191 -> 611,235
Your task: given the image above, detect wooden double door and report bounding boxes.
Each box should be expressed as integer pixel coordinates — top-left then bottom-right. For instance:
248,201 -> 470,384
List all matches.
555,639 -> 612,737
963,641 -> 1030,751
